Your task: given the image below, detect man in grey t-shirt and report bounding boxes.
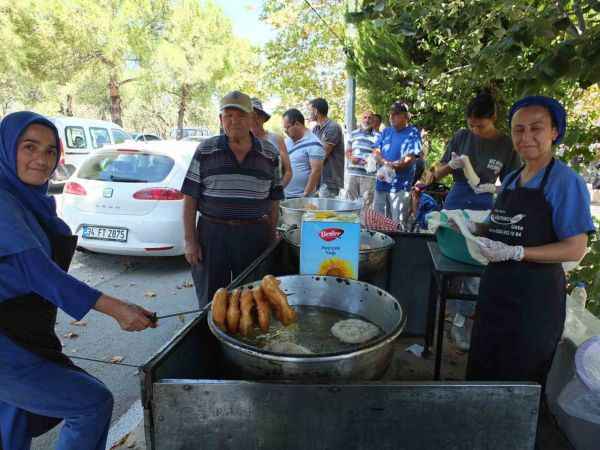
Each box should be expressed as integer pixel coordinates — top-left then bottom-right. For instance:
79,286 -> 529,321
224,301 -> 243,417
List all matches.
283,108 -> 325,198
310,98 -> 344,198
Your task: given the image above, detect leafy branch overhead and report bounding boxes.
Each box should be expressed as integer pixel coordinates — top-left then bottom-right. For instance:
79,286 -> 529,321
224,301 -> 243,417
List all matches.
347,0 -> 600,145
0,0 -> 263,133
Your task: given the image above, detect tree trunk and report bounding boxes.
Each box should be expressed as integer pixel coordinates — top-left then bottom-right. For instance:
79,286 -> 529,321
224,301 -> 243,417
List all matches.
66,95 -> 73,116
109,76 -> 123,126
176,83 -> 189,140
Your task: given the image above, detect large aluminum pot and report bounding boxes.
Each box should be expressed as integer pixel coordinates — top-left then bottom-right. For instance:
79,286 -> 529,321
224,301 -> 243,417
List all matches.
283,228 -> 394,278
279,197 -> 362,229
208,275 -> 406,381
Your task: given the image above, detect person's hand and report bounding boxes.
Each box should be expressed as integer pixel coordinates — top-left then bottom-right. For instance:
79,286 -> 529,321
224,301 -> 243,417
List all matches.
447,152 -> 464,170
184,240 -> 201,265
476,237 -> 524,262
115,302 -> 157,331
473,183 -> 496,194
373,149 -> 383,163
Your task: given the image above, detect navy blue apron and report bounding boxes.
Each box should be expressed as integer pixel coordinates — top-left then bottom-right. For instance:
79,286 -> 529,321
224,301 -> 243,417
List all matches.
0,228 -> 79,438
466,159 -> 566,384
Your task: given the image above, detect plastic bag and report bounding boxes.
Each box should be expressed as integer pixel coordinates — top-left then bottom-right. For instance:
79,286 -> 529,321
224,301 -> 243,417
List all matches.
557,336 -> 600,424
376,164 -> 395,184
365,153 -> 378,174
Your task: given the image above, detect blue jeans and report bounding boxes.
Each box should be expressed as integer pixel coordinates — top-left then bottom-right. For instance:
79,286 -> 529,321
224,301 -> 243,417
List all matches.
0,333 -> 113,450
373,190 -> 411,229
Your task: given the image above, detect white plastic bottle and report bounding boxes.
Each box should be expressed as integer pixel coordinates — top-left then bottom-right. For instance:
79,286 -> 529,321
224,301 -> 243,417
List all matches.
571,283 -> 588,310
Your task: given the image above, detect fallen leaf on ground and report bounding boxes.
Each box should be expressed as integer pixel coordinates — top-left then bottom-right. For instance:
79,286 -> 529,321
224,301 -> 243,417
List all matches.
109,356 -> 124,364
109,434 -> 128,449
125,432 -> 137,448
70,320 -> 88,327
182,280 -> 193,288
64,332 -> 79,339
144,290 -> 157,298
178,315 -> 186,323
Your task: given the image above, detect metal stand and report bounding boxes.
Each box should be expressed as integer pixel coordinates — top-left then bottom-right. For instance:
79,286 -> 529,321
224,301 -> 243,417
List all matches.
426,242 -> 484,380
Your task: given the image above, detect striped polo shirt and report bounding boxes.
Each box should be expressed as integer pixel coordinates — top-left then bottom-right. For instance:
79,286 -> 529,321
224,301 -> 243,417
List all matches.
347,127 -> 380,177
181,134 -> 284,220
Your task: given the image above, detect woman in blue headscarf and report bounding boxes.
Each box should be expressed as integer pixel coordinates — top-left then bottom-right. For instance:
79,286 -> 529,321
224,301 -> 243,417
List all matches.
466,96 -> 595,385
0,112 -> 157,450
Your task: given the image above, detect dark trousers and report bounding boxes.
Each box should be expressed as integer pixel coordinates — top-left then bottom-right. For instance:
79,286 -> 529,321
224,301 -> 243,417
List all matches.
191,217 -> 271,308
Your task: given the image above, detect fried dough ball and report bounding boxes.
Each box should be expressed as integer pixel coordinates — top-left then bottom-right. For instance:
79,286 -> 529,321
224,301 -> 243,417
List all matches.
226,288 -> 241,334
239,288 -> 255,337
211,287 -> 229,331
261,275 -> 297,326
252,286 -> 272,332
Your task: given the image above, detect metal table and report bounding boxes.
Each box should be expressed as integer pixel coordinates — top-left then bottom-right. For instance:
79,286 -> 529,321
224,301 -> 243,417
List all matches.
426,241 -> 484,380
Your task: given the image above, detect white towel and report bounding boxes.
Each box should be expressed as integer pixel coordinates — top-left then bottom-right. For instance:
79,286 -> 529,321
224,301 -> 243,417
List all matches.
427,209 -> 490,265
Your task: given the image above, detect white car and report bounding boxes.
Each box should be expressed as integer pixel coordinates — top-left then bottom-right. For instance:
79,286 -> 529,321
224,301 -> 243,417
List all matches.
61,140 -> 198,256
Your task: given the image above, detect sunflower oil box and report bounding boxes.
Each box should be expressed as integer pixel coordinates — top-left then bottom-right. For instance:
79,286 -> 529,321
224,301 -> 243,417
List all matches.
300,212 -> 360,279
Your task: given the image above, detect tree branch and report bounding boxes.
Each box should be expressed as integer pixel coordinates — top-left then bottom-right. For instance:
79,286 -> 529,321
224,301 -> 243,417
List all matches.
118,78 -> 138,87
574,0 -> 586,33
556,0 -> 583,36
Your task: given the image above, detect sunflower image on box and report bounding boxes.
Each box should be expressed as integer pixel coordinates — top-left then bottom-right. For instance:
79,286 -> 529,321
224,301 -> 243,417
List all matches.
300,212 -> 360,279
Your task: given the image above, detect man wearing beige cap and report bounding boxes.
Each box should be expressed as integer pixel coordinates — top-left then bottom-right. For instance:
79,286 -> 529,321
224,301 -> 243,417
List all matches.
181,91 -> 283,306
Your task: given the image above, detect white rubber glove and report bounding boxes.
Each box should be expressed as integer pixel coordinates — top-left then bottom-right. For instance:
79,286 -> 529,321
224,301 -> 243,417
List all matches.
473,183 -> 497,194
476,237 -> 524,262
447,152 -> 464,170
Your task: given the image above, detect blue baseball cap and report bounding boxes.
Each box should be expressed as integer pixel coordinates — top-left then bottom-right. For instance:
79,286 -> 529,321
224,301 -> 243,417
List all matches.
508,95 -> 567,144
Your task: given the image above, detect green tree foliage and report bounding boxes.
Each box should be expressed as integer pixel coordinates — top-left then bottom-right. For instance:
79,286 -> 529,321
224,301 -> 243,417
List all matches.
260,0 -> 373,121
149,0 -> 237,135
348,0 -> 600,147
1,0 -> 263,134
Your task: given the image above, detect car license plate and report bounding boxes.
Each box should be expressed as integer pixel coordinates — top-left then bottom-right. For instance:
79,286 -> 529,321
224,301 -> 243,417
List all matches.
82,225 -> 128,242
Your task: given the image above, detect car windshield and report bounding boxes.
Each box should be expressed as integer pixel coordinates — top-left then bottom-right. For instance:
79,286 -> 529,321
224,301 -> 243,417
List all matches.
78,151 -> 175,183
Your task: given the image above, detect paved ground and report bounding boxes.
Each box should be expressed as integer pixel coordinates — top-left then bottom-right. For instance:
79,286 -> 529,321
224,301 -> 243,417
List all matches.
31,250 -> 198,450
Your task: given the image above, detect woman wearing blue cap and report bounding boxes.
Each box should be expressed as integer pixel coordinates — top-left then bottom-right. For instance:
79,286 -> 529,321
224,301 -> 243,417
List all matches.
466,96 -> 595,385
0,112 -> 157,449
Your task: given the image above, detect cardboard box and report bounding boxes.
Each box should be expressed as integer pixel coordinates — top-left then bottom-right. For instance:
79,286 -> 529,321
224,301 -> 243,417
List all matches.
300,212 -> 360,279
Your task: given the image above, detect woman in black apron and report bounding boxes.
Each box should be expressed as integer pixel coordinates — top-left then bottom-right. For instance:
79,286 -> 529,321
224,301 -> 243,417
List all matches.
0,112 -> 157,450
467,96 -> 595,385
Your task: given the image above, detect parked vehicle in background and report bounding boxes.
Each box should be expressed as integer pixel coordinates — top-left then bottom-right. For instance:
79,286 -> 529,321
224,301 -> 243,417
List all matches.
169,127 -> 212,140
61,140 -> 197,256
49,116 -> 132,170
182,135 -> 210,143
130,132 -> 162,142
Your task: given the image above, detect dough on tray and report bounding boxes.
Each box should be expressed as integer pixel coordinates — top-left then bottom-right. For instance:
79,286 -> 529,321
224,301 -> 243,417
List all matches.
331,319 -> 380,344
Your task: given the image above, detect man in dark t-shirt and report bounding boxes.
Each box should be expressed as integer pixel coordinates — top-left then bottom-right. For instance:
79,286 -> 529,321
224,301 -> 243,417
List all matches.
310,98 -> 345,198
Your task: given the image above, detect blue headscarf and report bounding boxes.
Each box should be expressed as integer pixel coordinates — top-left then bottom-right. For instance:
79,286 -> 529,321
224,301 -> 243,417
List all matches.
508,95 -> 567,145
0,111 -> 71,257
